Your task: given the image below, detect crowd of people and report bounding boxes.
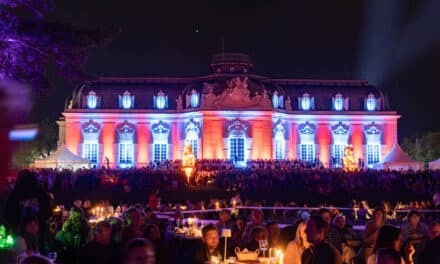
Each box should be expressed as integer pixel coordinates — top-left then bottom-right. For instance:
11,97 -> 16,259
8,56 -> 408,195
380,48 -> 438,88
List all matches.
2,160 -> 440,263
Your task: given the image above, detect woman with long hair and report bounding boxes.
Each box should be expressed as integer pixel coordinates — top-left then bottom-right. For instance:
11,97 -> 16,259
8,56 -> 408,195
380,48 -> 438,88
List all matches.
283,221 -> 310,264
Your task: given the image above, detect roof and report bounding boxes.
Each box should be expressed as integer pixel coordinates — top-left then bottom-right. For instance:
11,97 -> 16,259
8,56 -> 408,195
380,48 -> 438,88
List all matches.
36,144 -> 90,162
382,144 -> 419,163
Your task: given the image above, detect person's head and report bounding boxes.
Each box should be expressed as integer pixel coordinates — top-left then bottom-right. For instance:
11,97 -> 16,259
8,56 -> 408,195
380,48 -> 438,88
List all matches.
125,208 -> 141,227
95,220 -> 111,244
428,222 -> 440,241
20,255 -> 51,264
294,221 -> 308,247
407,210 -> 421,226
305,215 -> 328,245
372,207 -> 385,222
250,226 -> 268,243
144,224 -> 161,242
266,221 -> 280,241
251,209 -> 264,225
219,209 -> 231,222
69,206 -> 84,221
21,216 -> 39,235
124,238 -> 155,264
202,224 -> 219,250
333,215 -> 345,230
235,216 -> 246,230
373,225 -> 402,253
318,208 -> 332,225
144,208 -> 154,219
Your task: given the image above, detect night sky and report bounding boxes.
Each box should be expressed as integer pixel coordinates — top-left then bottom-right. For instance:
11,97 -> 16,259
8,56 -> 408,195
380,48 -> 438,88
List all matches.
39,0 -> 440,140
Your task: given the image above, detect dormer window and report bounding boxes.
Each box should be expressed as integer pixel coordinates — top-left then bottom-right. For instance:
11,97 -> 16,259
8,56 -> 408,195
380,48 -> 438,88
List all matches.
119,90 -> 134,109
299,93 -> 314,111
154,90 -> 168,109
333,93 -> 348,111
190,89 -> 199,108
272,91 -> 283,109
365,93 -> 377,111
86,91 -> 98,109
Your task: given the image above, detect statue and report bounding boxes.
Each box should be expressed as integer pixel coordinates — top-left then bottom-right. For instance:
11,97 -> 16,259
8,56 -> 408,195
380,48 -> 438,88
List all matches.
182,140 -> 195,182
342,144 -> 358,171
176,95 -> 183,111
285,96 -> 292,111
202,83 -> 218,108
260,89 -> 272,108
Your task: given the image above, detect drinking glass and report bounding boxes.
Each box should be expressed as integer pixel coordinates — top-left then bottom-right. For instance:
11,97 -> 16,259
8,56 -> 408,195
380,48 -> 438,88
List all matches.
259,239 -> 269,257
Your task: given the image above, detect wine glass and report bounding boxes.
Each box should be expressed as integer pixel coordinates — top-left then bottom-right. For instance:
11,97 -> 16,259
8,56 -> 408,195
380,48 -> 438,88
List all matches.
258,239 -> 268,257
48,252 -> 57,263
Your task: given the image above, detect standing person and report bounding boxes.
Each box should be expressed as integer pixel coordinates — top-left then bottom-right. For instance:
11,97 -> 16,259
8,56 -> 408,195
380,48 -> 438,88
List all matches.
303,215 -> 341,264
400,210 -> 428,260
366,225 -> 415,264
363,207 -> 385,262
284,221 -> 311,264
192,224 -> 223,264
15,216 -> 40,261
418,222 -> 440,263
318,208 -> 343,254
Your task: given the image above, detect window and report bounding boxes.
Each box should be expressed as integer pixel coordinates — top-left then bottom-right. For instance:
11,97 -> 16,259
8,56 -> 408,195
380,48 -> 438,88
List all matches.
229,137 -> 245,162
333,144 -> 345,166
367,144 -> 380,164
83,141 -> 98,164
274,137 -> 285,159
300,144 -> 315,161
366,93 -> 376,111
120,91 -> 133,109
333,93 -> 344,111
190,89 -> 199,108
119,142 -> 134,166
272,91 -> 280,109
299,93 -> 314,110
154,90 -> 168,109
154,143 -> 167,161
186,131 -> 199,158
86,91 -> 97,109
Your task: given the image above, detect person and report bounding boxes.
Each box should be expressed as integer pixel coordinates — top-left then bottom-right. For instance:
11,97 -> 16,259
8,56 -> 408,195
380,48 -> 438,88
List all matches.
333,215 -> 360,264
80,220 -> 123,264
124,238 -> 156,264
143,224 -> 171,264
366,225 -> 415,264
303,215 -> 341,264
418,222 -> 440,263
216,209 -> 233,233
15,216 -> 40,260
192,224 -> 222,264
284,221 -> 310,264
246,226 -> 268,251
122,208 -> 143,242
231,215 -> 246,249
318,208 -> 343,254
400,210 -> 428,260
363,207 -> 385,262
266,221 -> 281,248
242,209 -> 264,243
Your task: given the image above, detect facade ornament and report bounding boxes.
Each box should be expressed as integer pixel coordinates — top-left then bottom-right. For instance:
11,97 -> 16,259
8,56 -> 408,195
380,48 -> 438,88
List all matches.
285,96 -> 292,111
176,95 -> 183,111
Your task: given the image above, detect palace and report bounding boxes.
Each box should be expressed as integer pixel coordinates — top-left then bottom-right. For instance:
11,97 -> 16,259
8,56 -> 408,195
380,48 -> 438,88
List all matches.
58,53 -> 399,168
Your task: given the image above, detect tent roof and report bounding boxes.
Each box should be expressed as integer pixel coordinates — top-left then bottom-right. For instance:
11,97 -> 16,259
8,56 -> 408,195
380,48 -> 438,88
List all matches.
382,144 -> 419,163
37,144 -> 89,162
430,158 -> 440,164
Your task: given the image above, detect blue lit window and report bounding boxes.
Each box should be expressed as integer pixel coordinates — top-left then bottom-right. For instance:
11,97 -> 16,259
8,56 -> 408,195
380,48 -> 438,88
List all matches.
120,90 -> 134,109
152,122 -> 169,161
119,142 -> 134,166
190,89 -> 199,108
364,123 -> 381,166
86,91 -> 98,109
366,93 -> 377,111
333,93 -> 344,111
229,137 -> 245,162
332,144 -> 345,166
299,93 -> 314,110
186,129 -> 199,158
298,122 -> 316,162
83,141 -> 98,164
367,144 -> 380,164
272,91 -> 280,109
274,132 -> 285,159
300,144 -> 315,161
154,90 -> 168,109
154,144 -> 167,161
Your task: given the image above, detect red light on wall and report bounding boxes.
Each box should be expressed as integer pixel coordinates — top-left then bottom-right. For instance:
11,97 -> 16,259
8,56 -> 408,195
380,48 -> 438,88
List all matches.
102,122 -> 115,166
137,123 -> 149,166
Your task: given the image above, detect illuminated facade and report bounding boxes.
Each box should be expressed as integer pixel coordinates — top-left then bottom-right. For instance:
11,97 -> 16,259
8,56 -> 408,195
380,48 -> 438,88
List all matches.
59,53 -> 399,168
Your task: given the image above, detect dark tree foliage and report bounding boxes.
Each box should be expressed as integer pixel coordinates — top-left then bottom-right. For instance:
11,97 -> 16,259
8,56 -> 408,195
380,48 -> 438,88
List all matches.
0,0 -> 118,89
402,132 -> 440,165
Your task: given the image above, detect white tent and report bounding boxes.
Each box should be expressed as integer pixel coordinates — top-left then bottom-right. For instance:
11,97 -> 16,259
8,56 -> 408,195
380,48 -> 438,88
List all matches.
374,144 -> 423,170
32,144 -> 90,170
429,158 -> 440,170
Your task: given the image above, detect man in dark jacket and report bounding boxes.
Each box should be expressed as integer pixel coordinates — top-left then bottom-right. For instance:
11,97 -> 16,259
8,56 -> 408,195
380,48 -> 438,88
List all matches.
192,224 -> 223,264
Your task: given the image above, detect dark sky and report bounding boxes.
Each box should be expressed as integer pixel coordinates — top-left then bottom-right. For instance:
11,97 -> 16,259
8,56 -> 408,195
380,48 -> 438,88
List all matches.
40,0 -> 440,140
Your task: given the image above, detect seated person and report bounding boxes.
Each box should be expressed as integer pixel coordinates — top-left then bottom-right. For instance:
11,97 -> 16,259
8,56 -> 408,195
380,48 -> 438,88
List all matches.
245,226 -> 268,251
216,209 -> 233,233
124,238 -> 156,264
266,221 -> 280,248
192,224 -> 223,264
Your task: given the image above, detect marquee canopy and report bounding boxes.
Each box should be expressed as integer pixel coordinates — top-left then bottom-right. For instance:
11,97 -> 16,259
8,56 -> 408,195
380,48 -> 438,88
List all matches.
429,158 -> 440,170
374,144 -> 423,171
32,144 -> 90,170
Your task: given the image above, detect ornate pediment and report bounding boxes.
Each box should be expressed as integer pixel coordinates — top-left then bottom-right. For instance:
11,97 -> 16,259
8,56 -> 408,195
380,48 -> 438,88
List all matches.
151,121 -> 170,135
117,121 -> 135,134
273,119 -> 285,134
298,122 -> 316,134
185,119 -> 200,134
228,119 -> 248,133
82,120 -> 101,133
331,122 -> 350,135
364,122 -> 382,135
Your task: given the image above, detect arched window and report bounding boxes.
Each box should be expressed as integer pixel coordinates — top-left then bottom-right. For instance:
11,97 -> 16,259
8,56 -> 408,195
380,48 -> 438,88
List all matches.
152,122 -> 170,161
185,120 -> 200,158
333,93 -> 345,111
331,122 -> 350,167
364,123 -> 382,166
81,120 -> 100,166
299,93 -> 314,111
117,121 -> 135,168
365,93 -> 377,111
190,89 -> 199,108
298,122 -> 316,162
228,120 -> 247,166
119,90 -> 134,109
272,91 -> 280,109
273,123 -> 285,159
154,90 -> 168,109
86,91 -> 98,109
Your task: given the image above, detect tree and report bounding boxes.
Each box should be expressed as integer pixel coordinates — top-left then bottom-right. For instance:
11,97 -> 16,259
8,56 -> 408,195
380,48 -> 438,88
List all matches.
402,132 -> 440,165
0,0 -> 118,89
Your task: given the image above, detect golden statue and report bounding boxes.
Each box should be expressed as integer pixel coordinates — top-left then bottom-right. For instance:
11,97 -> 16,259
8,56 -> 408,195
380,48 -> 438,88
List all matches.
342,144 -> 357,171
182,141 -> 195,182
